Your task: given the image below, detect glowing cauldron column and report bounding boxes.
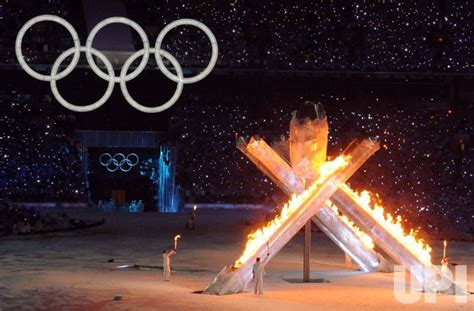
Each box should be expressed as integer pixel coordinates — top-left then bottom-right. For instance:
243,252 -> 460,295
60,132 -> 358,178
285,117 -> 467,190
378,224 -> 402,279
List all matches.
331,185 -> 466,294
203,138 -> 379,295
237,137 -> 385,272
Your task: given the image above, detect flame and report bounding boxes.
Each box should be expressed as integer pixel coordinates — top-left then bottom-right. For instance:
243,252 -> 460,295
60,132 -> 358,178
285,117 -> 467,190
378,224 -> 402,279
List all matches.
326,200 -> 375,249
233,155 -> 349,268
193,205 -> 197,211
341,184 -> 432,266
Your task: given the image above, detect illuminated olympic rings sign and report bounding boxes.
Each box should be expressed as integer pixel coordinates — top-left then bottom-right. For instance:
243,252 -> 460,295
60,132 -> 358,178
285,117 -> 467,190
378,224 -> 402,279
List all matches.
100,153 -> 139,173
15,15 -> 218,113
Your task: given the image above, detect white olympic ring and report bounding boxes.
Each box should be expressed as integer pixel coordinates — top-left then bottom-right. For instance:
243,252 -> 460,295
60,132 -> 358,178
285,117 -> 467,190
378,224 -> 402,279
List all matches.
121,48 -> 183,113
99,153 -> 139,173
155,19 -> 218,84
15,14 -> 218,113
51,47 -> 115,112
15,15 -> 81,82
86,17 -> 150,83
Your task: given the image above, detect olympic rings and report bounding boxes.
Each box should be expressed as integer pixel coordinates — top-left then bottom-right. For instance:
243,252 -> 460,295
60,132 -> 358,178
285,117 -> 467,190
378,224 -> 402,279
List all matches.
100,153 -> 139,173
155,18 -> 218,84
86,17 -> 150,83
51,47 -> 115,112
15,15 -> 218,113
120,48 -> 183,113
15,15 -> 81,82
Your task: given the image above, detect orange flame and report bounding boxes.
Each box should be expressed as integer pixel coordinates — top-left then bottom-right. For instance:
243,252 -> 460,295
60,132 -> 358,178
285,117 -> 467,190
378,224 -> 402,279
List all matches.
326,200 -> 375,249
341,184 -> 432,265
233,155 -> 350,268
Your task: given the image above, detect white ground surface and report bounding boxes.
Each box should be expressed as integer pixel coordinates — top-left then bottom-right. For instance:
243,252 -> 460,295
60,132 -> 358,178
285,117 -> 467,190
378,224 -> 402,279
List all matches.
0,208 -> 472,310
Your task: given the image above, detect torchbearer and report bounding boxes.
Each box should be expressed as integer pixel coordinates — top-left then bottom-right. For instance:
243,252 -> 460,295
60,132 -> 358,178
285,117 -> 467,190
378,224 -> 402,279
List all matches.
253,249 -> 270,295
162,235 -> 181,281
162,248 -> 176,281
441,240 -> 449,275
186,206 -> 197,230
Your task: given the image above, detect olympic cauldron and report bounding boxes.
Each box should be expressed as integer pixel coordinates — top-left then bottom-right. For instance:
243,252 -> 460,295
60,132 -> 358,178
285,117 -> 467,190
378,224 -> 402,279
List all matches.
204,104 -> 466,296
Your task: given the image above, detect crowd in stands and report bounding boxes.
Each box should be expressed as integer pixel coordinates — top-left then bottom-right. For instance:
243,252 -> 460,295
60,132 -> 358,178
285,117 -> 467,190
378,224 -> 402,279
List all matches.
0,76 -> 472,232
0,88 -> 85,202
1,1 -> 473,72
125,0 -> 473,72
0,77 -> 472,232
0,0 -> 87,66
0,200 -> 84,235
0,0 -> 472,234
169,86 -> 473,232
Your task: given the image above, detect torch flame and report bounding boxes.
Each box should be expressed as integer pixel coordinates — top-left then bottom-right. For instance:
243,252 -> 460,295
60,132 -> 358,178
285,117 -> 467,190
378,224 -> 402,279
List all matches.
341,184 -> 432,266
233,155 -> 350,268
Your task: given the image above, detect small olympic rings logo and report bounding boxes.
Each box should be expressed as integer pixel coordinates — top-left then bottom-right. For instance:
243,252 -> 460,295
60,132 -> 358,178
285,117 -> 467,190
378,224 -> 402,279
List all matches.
15,15 -> 218,113
99,153 -> 139,173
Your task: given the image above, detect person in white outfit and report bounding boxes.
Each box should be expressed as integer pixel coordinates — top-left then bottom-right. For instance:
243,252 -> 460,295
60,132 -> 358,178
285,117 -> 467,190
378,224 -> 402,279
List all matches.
441,256 -> 450,275
253,253 -> 269,295
162,248 -> 176,281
